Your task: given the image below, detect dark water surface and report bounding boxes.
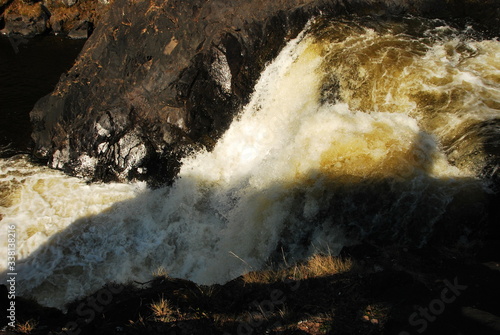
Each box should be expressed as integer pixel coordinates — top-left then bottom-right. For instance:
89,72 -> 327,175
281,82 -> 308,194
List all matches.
0,35 -> 85,156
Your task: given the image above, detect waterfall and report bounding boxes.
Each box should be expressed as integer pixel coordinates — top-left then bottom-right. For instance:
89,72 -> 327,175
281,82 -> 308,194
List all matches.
1,17 -> 498,309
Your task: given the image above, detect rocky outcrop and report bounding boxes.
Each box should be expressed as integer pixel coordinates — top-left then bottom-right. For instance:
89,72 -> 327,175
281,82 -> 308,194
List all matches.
3,244 -> 500,334
29,0 -> 500,186
0,0 -> 108,37
1,1 -> 49,36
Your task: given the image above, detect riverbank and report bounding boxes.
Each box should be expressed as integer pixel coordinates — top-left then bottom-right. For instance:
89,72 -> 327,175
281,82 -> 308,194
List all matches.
2,243 -> 500,335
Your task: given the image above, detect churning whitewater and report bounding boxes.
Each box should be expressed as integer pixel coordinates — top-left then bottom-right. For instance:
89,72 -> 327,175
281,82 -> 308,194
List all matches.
1,17 -> 499,308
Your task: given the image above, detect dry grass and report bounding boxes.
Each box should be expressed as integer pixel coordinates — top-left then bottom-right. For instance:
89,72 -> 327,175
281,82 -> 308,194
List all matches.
2,0 -> 112,32
10,245 -> 482,335
4,0 -> 42,17
150,296 -> 173,322
128,314 -> 147,328
16,319 -> 38,334
296,254 -> 354,279
243,267 -> 285,284
152,266 -> 169,278
196,284 -> 219,299
49,5 -> 80,23
243,254 -> 355,284
46,0 -> 104,31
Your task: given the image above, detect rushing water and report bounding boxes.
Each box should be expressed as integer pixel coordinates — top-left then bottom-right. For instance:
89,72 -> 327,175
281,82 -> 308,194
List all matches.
1,17 -> 499,309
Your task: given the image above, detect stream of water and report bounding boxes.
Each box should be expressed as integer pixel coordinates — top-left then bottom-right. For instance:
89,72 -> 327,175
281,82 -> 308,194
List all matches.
1,17 -> 499,309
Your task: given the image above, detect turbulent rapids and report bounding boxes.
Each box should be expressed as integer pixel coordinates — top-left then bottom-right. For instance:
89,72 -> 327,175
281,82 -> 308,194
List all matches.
1,17 -> 499,309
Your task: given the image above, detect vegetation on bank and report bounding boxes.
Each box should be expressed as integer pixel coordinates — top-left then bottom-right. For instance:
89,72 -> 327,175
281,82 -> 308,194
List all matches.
0,0 -> 110,36
5,244 -> 500,335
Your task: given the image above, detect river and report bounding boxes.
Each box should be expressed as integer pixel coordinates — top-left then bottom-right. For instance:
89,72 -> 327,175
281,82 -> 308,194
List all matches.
0,16 -> 499,309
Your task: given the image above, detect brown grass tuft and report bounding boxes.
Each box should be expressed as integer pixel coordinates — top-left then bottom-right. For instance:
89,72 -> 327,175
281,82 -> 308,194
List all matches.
5,0 -> 42,17
242,267 -> 284,284
16,319 -> 38,334
152,266 -> 169,278
49,5 -> 79,23
297,254 -> 354,279
150,296 -> 173,322
243,254 -> 354,284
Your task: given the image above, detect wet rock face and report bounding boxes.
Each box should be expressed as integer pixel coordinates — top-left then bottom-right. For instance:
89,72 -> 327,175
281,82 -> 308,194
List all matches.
30,0 -> 500,186
29,0 -> 314,185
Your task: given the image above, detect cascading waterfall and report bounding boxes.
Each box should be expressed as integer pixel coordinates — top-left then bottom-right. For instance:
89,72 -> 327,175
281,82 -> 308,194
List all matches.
1,17 -> 499,309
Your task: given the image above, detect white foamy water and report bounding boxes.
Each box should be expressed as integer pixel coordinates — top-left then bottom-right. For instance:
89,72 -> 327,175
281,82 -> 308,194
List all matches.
0,157 -> 146,261
1,18 -> 499,308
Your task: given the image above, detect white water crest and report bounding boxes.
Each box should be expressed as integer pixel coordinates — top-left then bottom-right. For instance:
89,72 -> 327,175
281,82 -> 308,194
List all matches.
1,18 -> 499,308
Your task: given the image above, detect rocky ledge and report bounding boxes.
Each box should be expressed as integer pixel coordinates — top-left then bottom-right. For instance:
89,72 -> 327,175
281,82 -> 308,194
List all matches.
25,0 -> 500,186
0,0 -> 110,38
2,244 -> 500,334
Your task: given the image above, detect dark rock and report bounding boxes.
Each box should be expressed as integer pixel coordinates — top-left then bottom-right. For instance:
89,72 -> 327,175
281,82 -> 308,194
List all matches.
1,0 -> 111,37
1,3 -> 49,36
50,17 -> 63,34
29,0 -> 500,186
0,286 -> 67,330
68,20 -> 92,39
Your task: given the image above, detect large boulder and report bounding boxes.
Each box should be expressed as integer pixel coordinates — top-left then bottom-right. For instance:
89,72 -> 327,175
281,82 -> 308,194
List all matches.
30,0 -> 500,186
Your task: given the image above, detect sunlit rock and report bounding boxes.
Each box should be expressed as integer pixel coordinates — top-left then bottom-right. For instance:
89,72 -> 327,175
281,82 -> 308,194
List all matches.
29,0 -> 500,186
